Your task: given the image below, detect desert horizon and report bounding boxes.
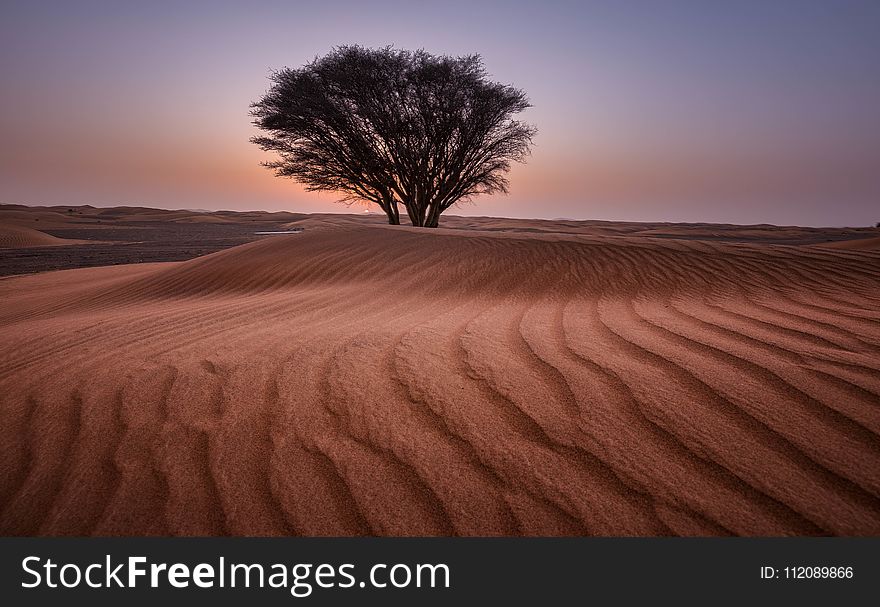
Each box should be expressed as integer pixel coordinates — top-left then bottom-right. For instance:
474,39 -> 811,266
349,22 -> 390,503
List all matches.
1,203 -> 879,536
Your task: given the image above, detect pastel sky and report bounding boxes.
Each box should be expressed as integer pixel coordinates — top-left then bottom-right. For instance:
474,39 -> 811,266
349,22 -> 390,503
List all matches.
2,0 -> 878,226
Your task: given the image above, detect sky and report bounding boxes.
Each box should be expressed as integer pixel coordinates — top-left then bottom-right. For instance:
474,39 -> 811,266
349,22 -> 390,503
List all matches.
1,0 -> 878,226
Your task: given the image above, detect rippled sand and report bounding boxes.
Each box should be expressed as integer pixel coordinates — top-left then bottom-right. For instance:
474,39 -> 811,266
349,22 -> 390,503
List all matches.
1,215 -> 879,536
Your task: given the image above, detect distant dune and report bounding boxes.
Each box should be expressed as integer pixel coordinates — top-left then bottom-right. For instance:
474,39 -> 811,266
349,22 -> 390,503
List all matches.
0,211 -> 879,536
817,236 -> 880,250
0,224 -> 88,249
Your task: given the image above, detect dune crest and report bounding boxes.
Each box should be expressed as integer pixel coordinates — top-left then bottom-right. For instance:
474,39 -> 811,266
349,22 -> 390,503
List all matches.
1,221 -> 879,536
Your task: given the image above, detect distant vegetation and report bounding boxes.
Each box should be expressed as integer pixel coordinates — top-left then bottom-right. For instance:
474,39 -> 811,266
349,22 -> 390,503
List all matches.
251,46 -> 536,227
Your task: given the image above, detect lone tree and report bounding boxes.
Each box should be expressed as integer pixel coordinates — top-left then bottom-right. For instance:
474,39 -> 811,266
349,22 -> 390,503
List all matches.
251,46 -> 536,227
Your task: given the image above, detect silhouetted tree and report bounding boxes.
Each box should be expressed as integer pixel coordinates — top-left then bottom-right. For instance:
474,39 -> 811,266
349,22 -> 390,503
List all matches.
250,46 -> 536,227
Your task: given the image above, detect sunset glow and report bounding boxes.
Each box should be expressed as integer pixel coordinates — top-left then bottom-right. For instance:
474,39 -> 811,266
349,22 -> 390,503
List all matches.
2,1 -> 878,225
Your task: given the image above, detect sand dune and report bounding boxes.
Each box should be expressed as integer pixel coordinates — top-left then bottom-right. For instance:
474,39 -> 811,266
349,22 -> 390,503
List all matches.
817,236 -> 880,250
168,214 -> 236,224
0,224 -> 88,249
1,218 -> 879,536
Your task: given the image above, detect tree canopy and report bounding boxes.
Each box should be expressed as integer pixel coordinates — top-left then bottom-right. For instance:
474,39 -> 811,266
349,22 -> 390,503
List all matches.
250,46 -> 536,227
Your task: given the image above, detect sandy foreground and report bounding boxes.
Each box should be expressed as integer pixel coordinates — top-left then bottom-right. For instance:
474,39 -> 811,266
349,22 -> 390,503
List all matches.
1,207 -> 879,536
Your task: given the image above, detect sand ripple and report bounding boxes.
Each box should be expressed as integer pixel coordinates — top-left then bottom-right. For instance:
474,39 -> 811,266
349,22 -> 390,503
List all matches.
1,223 -> 878,535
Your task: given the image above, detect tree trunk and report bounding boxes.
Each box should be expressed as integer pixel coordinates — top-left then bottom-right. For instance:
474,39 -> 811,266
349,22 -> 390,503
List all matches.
406,206 -> 427,227
425,203 -> 442,228
404,201 -> 418,226
402,194 -> 444,228
382,195 -> 400,225
387,202 -> 400,225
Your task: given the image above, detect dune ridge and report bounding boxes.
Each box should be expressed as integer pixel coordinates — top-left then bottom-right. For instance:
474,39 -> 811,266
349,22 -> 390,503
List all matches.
1,221 -> 879,536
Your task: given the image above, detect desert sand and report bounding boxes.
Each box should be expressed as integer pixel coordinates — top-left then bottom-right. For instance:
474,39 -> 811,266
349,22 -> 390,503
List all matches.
0,223 -> 90,249
1,206 -> 879,536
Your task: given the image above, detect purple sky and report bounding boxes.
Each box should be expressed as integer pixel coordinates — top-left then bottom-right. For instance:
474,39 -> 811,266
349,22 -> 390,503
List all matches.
1,1 -> 878,226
